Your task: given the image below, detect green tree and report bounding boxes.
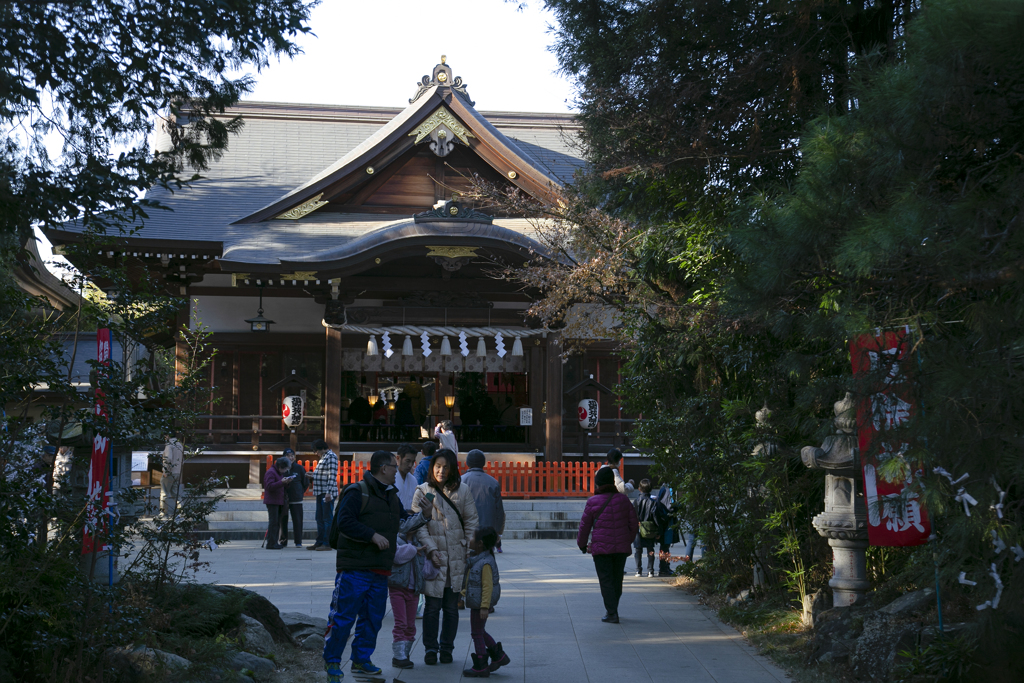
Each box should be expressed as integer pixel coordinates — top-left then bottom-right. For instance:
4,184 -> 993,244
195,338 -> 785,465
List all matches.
0,3 -> 317,679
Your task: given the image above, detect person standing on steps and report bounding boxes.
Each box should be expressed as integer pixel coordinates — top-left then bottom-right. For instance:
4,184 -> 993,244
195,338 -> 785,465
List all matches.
411,448 -> 479,666
263,457 -> 293,550
600,448 -> 635,494
434,420 -> 459,455
280,448 -> 308,547
323,450 -> 402,682
309,439 -> 339,551
577,467 -> 639,623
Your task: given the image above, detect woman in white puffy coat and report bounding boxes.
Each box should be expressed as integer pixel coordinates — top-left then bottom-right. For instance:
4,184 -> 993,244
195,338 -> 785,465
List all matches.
411,449 -> 479,665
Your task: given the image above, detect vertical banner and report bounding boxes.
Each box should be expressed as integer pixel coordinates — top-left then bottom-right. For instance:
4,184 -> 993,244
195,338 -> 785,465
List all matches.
850,330 -> 930,546
83,328 -> 112,555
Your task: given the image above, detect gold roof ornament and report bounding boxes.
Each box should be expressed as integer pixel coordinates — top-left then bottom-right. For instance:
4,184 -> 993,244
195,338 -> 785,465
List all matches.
275,192 -> 328,220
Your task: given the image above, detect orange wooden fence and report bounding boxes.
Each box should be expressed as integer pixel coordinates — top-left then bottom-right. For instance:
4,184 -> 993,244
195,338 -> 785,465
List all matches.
266,456 -> 616,499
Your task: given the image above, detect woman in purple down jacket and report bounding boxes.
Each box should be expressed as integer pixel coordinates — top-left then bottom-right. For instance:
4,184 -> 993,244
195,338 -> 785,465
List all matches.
576,467 -> 639,623
263,457 -> 293,550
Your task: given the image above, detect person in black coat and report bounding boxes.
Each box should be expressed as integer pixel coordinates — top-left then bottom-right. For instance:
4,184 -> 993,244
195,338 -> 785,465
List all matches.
632,479 -> 668,577
280,448 -> 309,547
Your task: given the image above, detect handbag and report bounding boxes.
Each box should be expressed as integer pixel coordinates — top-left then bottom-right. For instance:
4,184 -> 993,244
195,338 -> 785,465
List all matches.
637,497 -> 659,540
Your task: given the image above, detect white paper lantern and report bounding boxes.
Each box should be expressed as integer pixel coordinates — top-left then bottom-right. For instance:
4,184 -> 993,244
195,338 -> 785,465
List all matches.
282,395 -> 304,427
577,398 -> 599,430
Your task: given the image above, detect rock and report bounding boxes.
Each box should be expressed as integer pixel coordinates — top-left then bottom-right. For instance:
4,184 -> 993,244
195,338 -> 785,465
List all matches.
127,646 -> 191,672
802,589 -> 828,628
851,611 -> 921,680
301,633 -> 324,651
226,650 -> 276,675
809,602 -> 873,664
211,585 -> 297,645
280,611 -> 328,641
240,614 -> 275,655
878,588 -> 935,616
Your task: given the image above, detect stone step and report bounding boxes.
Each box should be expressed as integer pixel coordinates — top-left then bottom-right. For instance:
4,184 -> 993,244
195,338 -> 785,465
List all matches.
502,529 -> 578,540
503,520 -> 579,530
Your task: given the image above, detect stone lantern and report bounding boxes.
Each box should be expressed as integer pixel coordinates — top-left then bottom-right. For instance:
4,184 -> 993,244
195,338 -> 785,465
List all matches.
801,393 -> 870,607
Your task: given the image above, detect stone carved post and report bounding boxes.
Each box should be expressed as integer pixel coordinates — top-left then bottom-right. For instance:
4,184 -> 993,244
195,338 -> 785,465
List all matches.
801,393 -> 870,608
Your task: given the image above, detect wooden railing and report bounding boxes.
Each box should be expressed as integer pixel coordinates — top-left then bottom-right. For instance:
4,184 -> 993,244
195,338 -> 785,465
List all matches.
268,456 -> 619,499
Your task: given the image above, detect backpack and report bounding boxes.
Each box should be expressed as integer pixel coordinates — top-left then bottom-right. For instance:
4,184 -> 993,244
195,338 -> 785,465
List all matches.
328,480 -> 369,549
637,497 -> 660,540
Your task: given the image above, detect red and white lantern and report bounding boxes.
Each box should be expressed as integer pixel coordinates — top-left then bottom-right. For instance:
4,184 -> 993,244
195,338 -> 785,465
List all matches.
577,398 -> 599,430
282,395 -> 304,428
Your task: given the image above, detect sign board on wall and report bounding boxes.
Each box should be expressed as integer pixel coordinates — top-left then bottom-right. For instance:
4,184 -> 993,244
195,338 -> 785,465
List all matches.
519,408 -> 533,426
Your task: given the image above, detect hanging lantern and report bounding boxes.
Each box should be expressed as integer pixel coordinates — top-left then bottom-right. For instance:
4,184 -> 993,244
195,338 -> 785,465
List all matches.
511,336 -> 523,357
366,335 -> 379,356
476,337 -> 486,357
440,335 -> 452,356
282,395 -> 304,427
402,335 -> 414,356
578,398 -> 599,430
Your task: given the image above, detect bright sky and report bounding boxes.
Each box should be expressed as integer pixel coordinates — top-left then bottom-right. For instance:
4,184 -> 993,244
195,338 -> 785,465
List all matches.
244,0 -> 576,113
36,0 -> 574,274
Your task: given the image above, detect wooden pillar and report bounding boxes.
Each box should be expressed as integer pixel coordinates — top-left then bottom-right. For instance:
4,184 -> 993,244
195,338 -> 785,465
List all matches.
325,327 -> 342,453
528,340 -> 545,452
545,333 -> 562,461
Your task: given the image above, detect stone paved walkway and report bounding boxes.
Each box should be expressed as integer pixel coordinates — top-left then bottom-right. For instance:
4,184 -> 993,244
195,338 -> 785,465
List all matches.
198,539 -> 791,683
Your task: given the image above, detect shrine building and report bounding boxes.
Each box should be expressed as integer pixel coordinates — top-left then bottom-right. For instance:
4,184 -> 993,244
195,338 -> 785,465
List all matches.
45,58 -> 636,487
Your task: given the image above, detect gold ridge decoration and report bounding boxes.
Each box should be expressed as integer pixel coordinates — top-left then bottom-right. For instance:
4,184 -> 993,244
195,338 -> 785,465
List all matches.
231,273 -> 250,287
425,246 -> 479,259
279,271 -> 318,281
409,108 -> 474,146
275,192 -> 328,220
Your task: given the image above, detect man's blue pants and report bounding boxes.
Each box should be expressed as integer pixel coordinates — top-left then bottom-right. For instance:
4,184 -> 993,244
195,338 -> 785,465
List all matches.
323,569 -> 388,665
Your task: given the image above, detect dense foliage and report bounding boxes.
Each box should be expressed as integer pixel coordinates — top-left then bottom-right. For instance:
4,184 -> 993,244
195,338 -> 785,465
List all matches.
0,2 -> 316,680
501,0 -> 1024,676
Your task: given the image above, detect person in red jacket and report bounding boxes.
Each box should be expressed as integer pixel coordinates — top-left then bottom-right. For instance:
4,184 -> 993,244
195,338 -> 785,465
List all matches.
577,467 -> 639,623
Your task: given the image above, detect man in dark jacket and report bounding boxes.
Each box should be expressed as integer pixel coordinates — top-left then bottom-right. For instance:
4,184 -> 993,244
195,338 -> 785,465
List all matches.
323,450 -> 401,682
280,448 -> 308,547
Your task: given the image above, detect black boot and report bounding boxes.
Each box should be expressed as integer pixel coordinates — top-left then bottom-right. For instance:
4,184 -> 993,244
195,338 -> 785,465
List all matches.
463,653 -> 490,678
486,642 -> 511,672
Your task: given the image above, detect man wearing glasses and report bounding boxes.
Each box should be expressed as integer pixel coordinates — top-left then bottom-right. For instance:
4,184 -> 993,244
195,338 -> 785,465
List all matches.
323,450 -> 401,681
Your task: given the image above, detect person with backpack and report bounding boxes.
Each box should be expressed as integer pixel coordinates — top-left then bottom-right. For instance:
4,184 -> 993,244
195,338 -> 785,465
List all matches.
577,467 -> 639,624
322,450 -> 402,682
633,479 -> 664,577
410,448 -> 479,666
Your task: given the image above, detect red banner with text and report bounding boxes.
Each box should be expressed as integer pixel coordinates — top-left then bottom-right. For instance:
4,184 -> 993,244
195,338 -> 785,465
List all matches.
851,330 -> 930,547
83,329 -> 112,554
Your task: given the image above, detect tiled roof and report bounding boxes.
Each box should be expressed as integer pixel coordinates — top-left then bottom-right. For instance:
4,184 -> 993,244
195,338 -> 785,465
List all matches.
129,100 -> 583,265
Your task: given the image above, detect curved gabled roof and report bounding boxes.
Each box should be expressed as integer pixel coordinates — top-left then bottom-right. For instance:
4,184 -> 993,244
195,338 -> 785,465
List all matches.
235,61 -> 567,224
